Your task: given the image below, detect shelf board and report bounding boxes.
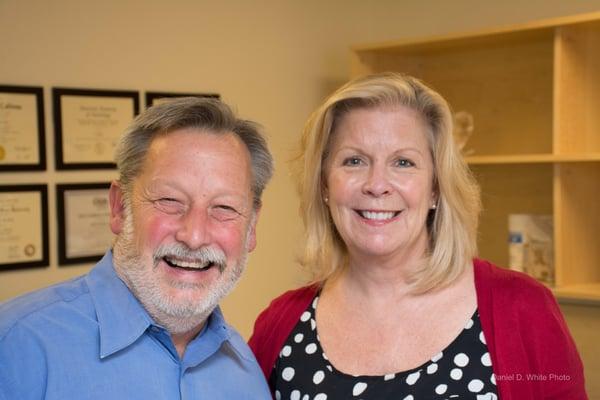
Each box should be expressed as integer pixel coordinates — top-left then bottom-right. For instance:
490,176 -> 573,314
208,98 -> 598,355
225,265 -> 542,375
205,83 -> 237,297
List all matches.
466,153 -> 600,165
352,11 -> 600,54
553,283 -> 600,305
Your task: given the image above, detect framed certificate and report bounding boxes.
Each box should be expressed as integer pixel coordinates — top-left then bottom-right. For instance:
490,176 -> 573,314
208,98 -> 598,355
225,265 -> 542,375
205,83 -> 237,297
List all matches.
57,183 -> 113,266
0,85 -> 46,171
145,91 -> 219,107
0,185 -> 49,271
53,88 -> 139,169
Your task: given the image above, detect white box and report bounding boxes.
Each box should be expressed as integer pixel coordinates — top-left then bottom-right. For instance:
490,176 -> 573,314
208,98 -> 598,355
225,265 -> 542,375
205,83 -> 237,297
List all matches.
508,214 -> 554,285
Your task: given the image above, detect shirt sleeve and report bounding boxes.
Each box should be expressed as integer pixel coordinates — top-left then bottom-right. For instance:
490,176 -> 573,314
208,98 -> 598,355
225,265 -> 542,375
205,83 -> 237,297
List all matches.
0,323 -> 48,400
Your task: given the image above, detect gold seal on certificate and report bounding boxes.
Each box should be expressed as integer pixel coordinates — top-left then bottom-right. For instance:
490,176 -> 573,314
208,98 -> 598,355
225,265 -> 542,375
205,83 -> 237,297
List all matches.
0,185 -> 49,270
57,183 -> 114,265
0,86 -> 46,171
24,244 -> 36,257
53,88 -> 139,169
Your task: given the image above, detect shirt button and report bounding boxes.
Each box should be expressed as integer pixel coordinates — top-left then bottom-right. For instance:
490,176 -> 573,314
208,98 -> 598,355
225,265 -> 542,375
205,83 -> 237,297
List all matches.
150,326 -> 161,333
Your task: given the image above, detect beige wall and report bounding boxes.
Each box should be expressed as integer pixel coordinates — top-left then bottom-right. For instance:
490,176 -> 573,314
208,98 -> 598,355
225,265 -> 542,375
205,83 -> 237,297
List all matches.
1,0 -> 599,395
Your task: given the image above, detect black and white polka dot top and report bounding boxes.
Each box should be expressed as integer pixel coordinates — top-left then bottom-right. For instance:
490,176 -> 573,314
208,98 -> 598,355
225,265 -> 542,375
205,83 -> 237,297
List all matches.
270,295 -> 498,400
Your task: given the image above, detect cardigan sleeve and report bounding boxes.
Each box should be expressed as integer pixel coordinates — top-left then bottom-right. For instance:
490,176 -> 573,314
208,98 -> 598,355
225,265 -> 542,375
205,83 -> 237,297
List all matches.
248,286 -> 318,380
475,259 -> 587,400
521,284 -> 587,399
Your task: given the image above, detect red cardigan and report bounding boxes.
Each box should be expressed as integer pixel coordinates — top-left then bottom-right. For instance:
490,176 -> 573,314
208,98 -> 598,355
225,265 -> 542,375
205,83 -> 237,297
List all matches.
249,259 -> 587,399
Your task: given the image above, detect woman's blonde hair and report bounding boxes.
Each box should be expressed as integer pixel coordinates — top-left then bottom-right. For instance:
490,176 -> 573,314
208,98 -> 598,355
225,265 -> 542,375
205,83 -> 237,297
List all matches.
294,72 -> 481,293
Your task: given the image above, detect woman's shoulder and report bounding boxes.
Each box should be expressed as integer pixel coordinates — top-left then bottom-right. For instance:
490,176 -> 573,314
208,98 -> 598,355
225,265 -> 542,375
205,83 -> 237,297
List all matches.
473,258 -> 562,323
474,258 -> 553,299
261,284 -> 319,315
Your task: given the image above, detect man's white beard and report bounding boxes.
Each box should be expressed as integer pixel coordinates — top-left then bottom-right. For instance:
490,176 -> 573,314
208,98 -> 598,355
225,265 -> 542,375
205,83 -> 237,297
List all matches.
112,205 -> 249,334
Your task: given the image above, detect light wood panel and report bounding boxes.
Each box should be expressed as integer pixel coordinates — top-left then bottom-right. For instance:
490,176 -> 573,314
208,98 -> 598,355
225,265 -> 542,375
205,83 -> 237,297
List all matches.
554,163 -> 600,286
554,21 -> 600,154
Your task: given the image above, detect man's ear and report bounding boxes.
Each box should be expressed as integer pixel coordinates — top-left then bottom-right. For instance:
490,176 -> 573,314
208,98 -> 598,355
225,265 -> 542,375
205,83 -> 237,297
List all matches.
246,206 -> 261,252
109,181 -> 126,235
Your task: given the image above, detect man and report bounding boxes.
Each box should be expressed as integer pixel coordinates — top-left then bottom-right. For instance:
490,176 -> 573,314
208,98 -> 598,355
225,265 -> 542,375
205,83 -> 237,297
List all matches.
0,98 -> 273,399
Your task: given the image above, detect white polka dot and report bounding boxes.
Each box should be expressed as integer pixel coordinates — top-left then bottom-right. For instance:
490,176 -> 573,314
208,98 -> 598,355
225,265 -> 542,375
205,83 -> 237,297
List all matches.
290,391 -> 300,400
275,390 -> 281,400
402,396 -> 414,400
431,352 -> 443,362
406,371 -> 421,385
481,352 -> 491,366
310,319 -> 316,330
313,370 -> 325,384
302,395 -> 309,400
427,363 -> 438,374
322,352 -> 329,360
479,331 -> 486,344
435,384 -> 448,394
465,318 -> 474,329
468,379 -> 484,393
305,343 -> 317,354
450,368 -> 463,380
326,365 -> 333,372
352,382 -> 367,396
314,394 -> 327,400
282,367 -> 295,381
384,373 -> 395,381
280,345 -> 292,357
294,333 -> 304,343
312,297 -> 319,309
491,374 -> 497,385
300,311 -> 311,322
454,353 -> 469,367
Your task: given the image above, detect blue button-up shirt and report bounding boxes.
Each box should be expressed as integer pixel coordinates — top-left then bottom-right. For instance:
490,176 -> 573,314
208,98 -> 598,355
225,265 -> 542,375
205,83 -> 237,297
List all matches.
0,251 -> 270,399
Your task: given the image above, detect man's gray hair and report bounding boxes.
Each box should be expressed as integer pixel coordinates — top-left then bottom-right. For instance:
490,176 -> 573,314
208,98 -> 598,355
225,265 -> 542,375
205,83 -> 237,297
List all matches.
115,97 -> 273,208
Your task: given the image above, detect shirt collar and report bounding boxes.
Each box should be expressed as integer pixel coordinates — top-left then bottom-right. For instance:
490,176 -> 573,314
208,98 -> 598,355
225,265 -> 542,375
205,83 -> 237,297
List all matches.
185,306 -> 256,366
86,251 -> 253,363
86,251 -> 154,358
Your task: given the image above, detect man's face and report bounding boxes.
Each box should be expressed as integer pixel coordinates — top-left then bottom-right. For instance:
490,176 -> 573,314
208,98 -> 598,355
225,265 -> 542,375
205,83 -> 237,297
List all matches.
109,128 -> 258,333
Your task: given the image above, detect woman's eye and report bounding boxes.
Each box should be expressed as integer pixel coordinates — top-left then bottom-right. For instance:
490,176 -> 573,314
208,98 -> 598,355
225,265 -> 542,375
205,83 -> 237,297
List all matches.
342,157 -> 363,166
396,159 -> 414,168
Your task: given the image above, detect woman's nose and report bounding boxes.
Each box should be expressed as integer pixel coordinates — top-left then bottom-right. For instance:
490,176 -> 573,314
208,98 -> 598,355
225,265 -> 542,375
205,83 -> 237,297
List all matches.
361,165 -> 392,197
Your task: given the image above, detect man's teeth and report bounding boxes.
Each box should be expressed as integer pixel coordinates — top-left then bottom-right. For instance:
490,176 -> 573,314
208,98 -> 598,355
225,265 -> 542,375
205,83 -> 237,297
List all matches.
165,257 -> 212,270
359,211 -> 397,220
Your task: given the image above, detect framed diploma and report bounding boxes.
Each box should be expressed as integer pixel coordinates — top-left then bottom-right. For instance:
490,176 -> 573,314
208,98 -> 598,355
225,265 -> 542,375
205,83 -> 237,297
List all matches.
0,185 -> 49,271
53,88 -> 139,170
57,183 -> 113,266
145,91 -> 219,107
0,85 -> 46,171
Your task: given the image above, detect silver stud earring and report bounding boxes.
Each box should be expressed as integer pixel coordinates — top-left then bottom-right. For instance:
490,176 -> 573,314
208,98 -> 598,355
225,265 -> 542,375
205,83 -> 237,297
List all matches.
431,202 -> 437,210
324,196 -> 329,204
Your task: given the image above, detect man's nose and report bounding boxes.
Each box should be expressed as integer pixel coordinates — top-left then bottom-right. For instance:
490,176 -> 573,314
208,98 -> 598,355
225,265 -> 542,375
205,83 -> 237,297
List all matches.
175,207 -> 211,249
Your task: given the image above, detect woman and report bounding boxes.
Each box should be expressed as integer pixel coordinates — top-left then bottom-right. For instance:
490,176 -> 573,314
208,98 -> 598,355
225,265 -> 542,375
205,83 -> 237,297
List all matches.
249,73 -> 586,399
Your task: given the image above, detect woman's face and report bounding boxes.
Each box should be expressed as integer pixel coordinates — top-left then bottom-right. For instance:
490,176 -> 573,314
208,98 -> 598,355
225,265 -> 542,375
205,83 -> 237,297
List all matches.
325,106 -> 436,266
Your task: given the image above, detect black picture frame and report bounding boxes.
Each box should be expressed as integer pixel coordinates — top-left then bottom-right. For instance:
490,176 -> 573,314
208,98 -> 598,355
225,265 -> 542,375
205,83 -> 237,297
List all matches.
56,182 -> 112,266
0,85 -> 46,172
0,184 -> 49,271
53,88 -> 139,170
145,91 -> 220,107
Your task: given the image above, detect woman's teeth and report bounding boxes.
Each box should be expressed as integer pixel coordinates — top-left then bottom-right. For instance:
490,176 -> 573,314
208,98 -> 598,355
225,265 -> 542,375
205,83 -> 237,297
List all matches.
358,210 -> 398,220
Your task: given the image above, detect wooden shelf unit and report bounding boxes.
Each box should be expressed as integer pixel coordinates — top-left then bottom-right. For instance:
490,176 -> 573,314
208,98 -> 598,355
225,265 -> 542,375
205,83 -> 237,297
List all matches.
351,12 -> 600,302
